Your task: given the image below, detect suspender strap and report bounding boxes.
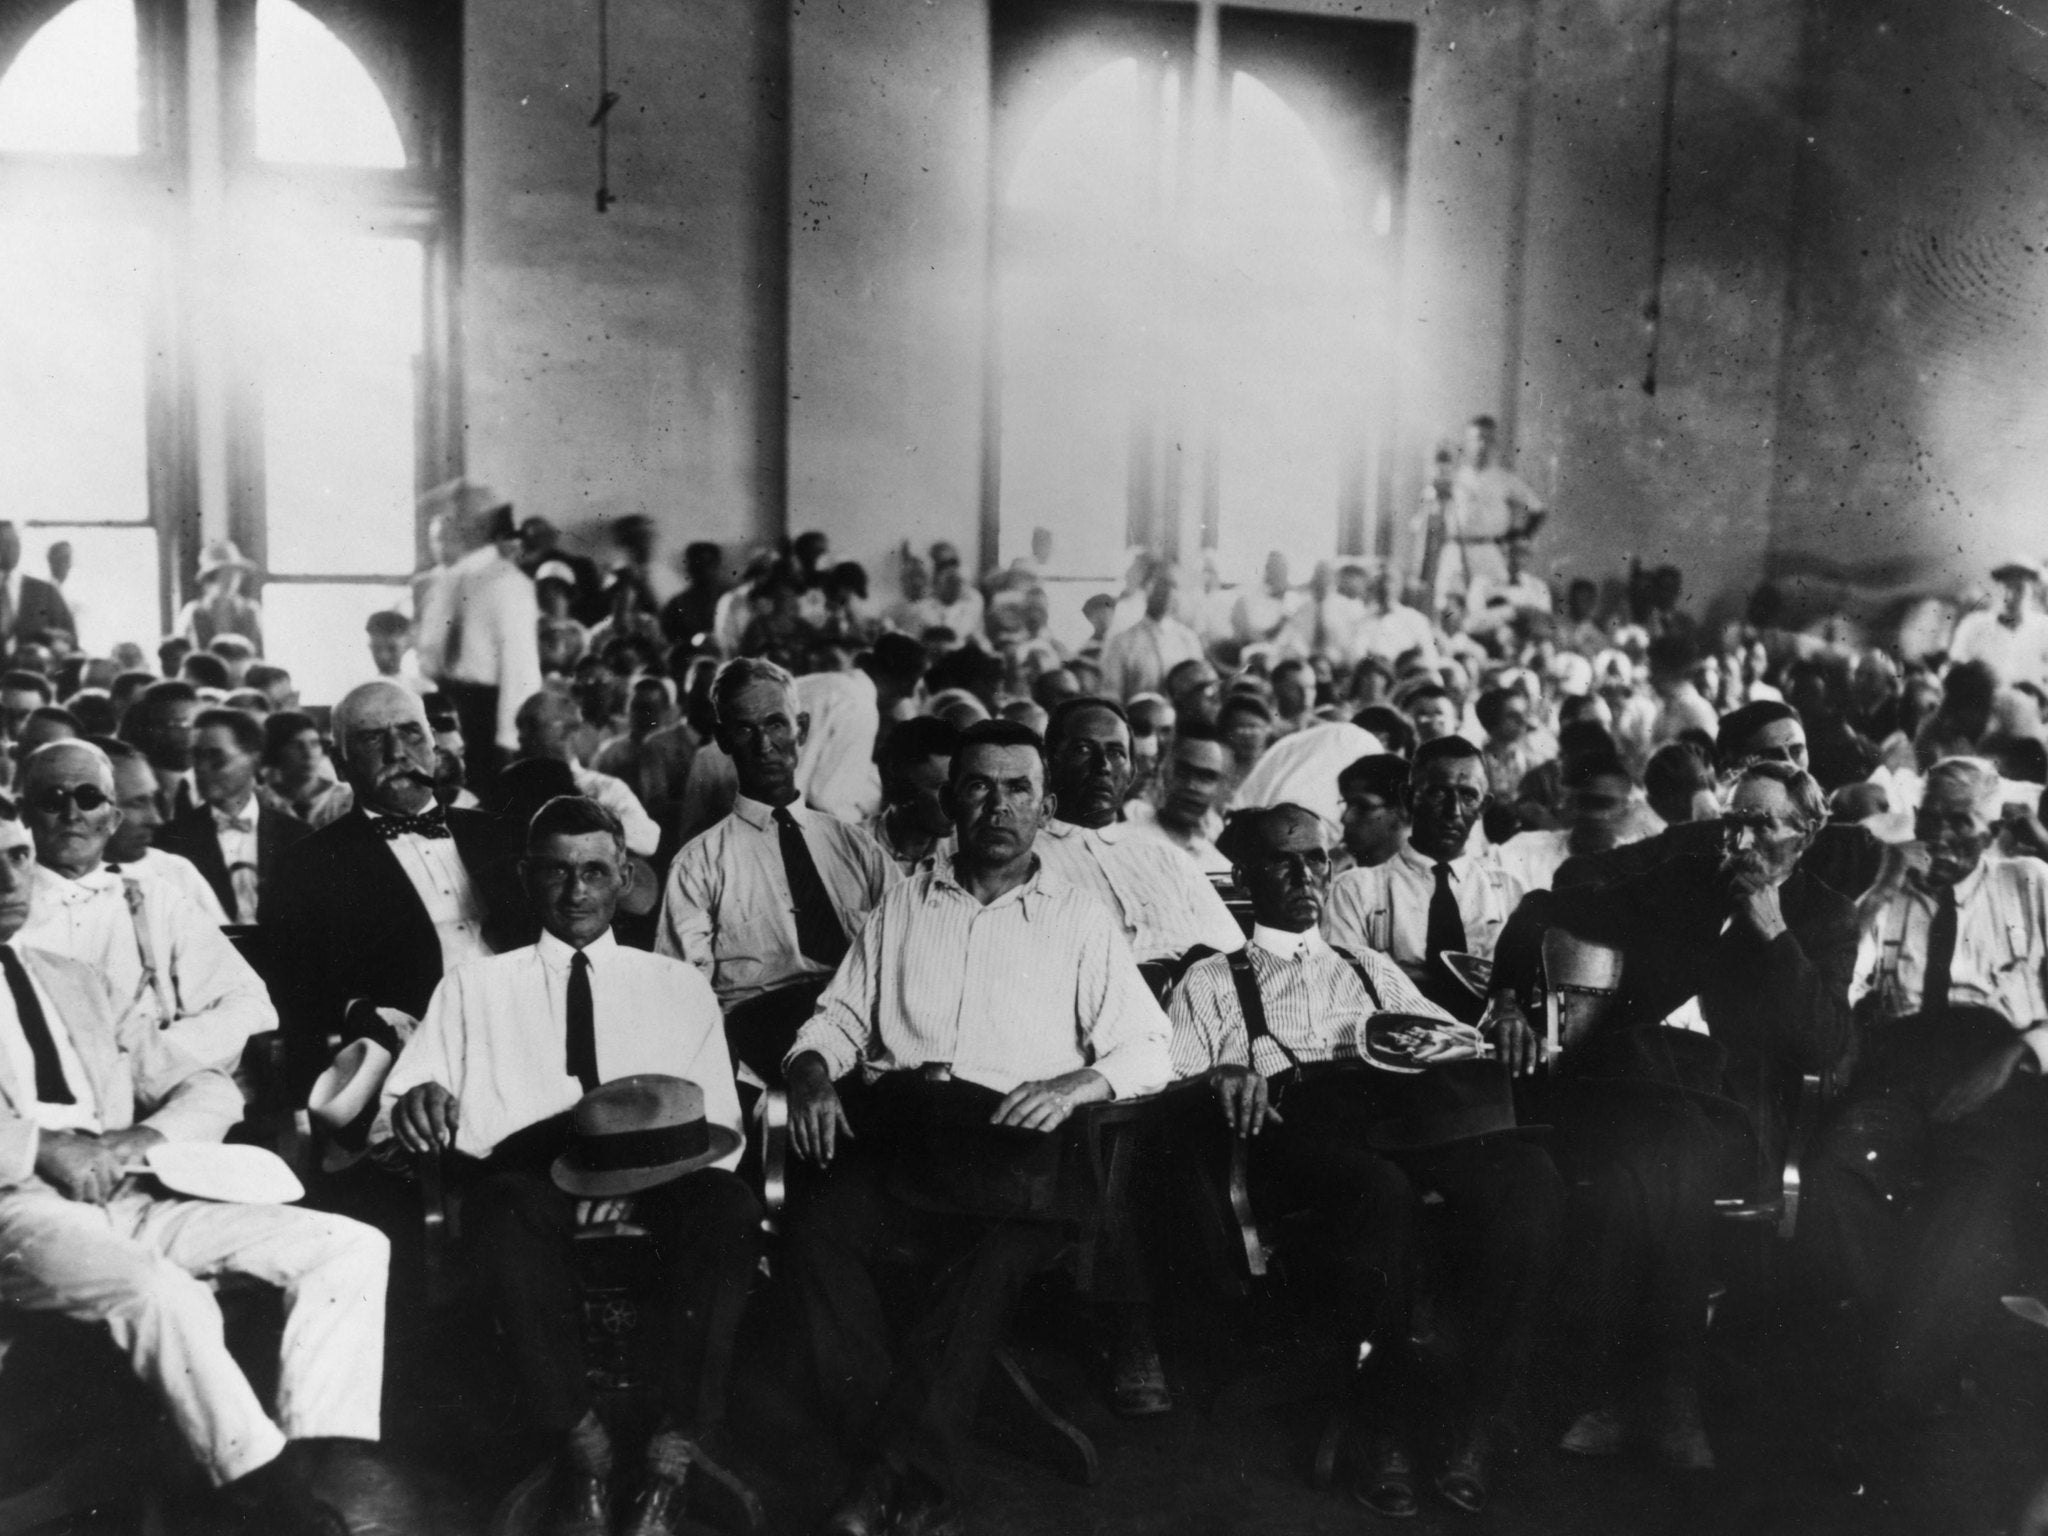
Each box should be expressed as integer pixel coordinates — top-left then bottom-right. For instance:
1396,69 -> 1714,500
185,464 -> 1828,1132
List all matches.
1225,948 -> 1306,1076
1329,946 -> 1384,1010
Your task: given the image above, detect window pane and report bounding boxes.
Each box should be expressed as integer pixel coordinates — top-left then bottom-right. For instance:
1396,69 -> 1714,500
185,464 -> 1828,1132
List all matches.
263,581 -> 409,708
0,200 -> 151,526
254,0 -> 406,167
0,0 -> 140,156
18,525 -> 159,655
245,224 -> 422,576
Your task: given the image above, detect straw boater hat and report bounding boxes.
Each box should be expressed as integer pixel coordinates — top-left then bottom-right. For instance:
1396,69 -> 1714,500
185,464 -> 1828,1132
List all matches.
418,478 -> 517,543
306,1038 -> 396,1174
551,1075 -> 740,1198
1990,556 -> 2043,585
195,538 -> 260,583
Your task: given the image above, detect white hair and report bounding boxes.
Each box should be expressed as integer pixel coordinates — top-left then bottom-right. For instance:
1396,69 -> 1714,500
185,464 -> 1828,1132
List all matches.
1924,756 -> 2003,824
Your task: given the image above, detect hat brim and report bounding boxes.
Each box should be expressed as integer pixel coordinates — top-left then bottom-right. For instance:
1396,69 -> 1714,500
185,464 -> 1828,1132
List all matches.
550,1124 -> 743,1197
1992,563 -> 2042,583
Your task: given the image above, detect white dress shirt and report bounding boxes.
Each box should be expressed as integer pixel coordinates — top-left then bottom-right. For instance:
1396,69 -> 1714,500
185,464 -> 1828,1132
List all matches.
380,929 -> 743,1166
128,847 -> 228,924
0,947 -> 101,1132
1852,855 -> 2048,1068
16,862 -> 276,1070
363,806 -> 495,975
1099,617 -> 1207,702
657,794 -> 899,1010
568,764 -> 660,858
435,544 -> 543,749
786,851 -> 1172,1101
1034,818 -> 1245,966
210,794 -> 261,923
1356,604 -> 1438,666
1168,923 -> 1451,1081
795,669 -> 883,825
1120,800 -> 1230,875
1322,841 -> 1529,983
1949,608 -> 2048,691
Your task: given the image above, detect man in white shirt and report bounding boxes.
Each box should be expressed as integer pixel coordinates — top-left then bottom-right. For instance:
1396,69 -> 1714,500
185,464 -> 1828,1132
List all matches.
98,735 -> 228,921
512,689 -> 661,857
1466,533 -> 1554,639
1231,551 -> 1310,658
1948,557 -> 2048,691
656,658 -> 897,1081
1356,564 -> 1442,672
1168,806 -> 1560,1516
386,796 -> 757,1536
15,741 -> 274,1071
1123,723 -> 1231,874
1099,562 -> 1206,703
1037,697 -> 1245,994
1323,736 -> 1528,1022
1437,415 -> 1546,607
927,551 -> 985,641
416,481 -> 543,789
783,718 -> 1171,1536
1647,634 -> 1719,748
0,806 -> 386,1536
794,665 -> 883,825
1803,756 -> 2048,1425
156,707 -> 312,923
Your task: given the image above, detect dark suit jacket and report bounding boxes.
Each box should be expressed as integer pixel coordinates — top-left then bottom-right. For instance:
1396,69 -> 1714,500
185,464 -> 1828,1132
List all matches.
1495,855 -> 1859,1175
264,805 -> 527,1096
156,800 -> 314,922
1554,817 -> 1885,905
12,574 -> 74,645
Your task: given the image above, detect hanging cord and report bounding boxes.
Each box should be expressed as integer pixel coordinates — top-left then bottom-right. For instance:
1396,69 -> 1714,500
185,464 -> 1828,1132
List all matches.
1641,0 -> 1681,396
590,0 -> 621,212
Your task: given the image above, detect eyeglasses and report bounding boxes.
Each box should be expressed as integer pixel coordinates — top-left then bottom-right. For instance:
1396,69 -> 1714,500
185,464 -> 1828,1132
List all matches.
28,784 -> 110,815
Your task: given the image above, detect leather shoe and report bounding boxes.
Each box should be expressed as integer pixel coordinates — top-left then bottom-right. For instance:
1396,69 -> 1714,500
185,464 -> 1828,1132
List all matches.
818,1463 -> 895,1536
621,1470 -> 688,1536
546,1469 -> 612,1536
1435,1429 -> 1491,1516
1349,1433 -> 1419,1519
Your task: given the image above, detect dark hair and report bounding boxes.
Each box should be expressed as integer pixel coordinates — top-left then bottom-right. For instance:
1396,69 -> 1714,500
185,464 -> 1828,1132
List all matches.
180,652 -> 231,690
1173,718 -> 1223,748
24,704 -> 79,733
1647,633 -> 1698,675
1338,752 -> 1410,804
245,663 -> 290,696
88,734 -> 144,767
1353,705 -> 1415,757
66,689 -> 117,737
1474,686 -> 1519,736
527,792 -> 625,851
123,679 -> 198,743
0,670 -> 50,704
1411,735 -> 1484,776
1714,698 -> 1798,763
1217,692 -> 1273,725
193,706 -> 265,757
879,715 -> 962,790
208,634 -> 256,661
1986,733 -> 2048,785
683,541 -> 724,578
1043,695 -> 1129,757
1401,682 -> 1452,711
826,561 -> 869,601
1561,750 -> 1630,791
1165,658 -> 1215,695
1557,719 -> 1620,767
262,709 -> 321,767
366,610 -> 412,639
157,635 -> 192,668
1470,413 -> 1498,432
948,718 -> 1047,782
861,632 -> 928,688
925,644 -> 1003,705
1645,739 -> 1716,803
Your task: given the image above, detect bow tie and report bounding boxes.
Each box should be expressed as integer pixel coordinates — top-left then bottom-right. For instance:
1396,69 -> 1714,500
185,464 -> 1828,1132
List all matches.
370,809 -> 451,840
213,810 -> 255,835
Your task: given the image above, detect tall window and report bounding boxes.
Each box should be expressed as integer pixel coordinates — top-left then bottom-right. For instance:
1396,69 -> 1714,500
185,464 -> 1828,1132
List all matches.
989,2 -> 1412,587
0,0 -> 458,703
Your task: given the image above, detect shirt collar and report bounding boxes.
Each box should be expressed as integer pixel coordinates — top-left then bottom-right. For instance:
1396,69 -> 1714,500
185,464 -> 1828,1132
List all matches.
927,848 -> 1062,918
536,927 -> 619,970
1918,859 -> 1990,909
732,793 -> 804,832
35,861 -> 119,899
1252,923 -> 1324,961
1049,816 -> 1123,845
1396,841 -> 1472,880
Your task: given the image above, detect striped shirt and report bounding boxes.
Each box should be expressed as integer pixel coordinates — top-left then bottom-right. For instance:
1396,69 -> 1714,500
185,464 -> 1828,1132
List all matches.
1169,924 -> 1451,1081
1322,841 -> 1528,983
1035,818 -> 1246,965
656,794 -> 899,1010
785,850 -> 1172,1101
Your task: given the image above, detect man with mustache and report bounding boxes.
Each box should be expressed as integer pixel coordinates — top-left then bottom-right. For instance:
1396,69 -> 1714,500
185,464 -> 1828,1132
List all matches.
265,681 -> 525,1115
1482,761 -> 1857,1470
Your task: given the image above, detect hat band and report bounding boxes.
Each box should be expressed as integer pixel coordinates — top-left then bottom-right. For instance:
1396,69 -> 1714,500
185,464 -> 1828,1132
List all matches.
568,1118 -> 710,1173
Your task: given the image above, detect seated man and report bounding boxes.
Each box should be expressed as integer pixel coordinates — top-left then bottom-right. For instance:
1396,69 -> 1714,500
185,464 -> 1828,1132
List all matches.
1336,751 -> 1409,874
96,735 -> 228,920
1035,697 -> 1244,994
513,689 -> 663,858
656,658 -> 897,1082
1494,750 -> 1638,894
1169,806 -> 1561,1516
1484,762 -> 1857,1469
1800,756 -> 2048,1439
782,719 -> 1171,1536
0,801 -> 386,1536
16,740 -> 273,1070
266,681 -> 526,1105
864,714 -> 960,874
1121,720 -> 1231,874
1323,736 -> 1528,1021
156,706 -> 313,924
384,797 -> 756,1536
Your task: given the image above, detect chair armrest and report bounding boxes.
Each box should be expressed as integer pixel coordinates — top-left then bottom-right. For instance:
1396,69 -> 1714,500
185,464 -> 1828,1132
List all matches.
758,1088 -> 790,1220
417,1149 -> 462,1308
1779,1071 -> 1827,1241
1226,1132 -> 1267,1279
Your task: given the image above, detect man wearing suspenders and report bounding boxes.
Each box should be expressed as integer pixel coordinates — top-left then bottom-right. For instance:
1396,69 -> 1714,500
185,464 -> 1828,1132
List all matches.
1168,805 -> 1562,1519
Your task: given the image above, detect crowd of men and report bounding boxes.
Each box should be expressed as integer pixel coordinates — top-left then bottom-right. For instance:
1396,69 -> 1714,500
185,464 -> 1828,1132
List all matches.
2,476 -> 2047,1536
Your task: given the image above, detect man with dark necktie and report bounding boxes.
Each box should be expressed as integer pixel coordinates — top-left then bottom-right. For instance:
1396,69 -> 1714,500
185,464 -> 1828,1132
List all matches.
1800,755 -> 2048,1454
656,658 -> 897,1084
384,796 -> 757,1536
118,678 -> 202,820
1323,736 -> 1528,1022
157,706 -> 311,924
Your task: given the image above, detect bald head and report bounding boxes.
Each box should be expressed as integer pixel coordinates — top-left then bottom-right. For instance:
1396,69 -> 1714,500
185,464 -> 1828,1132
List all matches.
334,680 -> 436,814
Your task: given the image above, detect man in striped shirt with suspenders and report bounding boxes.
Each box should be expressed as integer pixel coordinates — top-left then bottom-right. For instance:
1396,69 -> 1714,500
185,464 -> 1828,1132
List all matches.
1169,805 -> 1562,1520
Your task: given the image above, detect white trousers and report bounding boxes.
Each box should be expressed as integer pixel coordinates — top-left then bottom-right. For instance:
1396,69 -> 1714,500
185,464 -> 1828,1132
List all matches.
0,1182 -> 388,1485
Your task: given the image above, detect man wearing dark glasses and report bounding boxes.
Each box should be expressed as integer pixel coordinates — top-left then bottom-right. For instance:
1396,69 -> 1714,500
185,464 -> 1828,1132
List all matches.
13,740 -> 273,1073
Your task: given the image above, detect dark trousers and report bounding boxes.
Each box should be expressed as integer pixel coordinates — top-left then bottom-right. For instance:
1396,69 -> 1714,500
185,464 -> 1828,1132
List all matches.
724,977 -> 831,1086
1548,1090 -> 1750,1405
782,1152 -> 1067,1494
464,1166 -> 762,1436
1799,1017 -> 2048,1403
1251,1100 -> 1564,1430
440,679 -> 503,792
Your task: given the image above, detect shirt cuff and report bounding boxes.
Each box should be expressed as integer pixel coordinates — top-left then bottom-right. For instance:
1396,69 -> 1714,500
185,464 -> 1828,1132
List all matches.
1093,1040 -> 1172,1102
2025,1023 -> 2048,1075
784,1024 -> 858,1085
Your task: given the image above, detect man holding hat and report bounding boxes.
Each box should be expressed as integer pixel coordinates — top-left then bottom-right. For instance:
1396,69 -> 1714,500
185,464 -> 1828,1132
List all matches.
1168,804 -> 1561,1517
415,478 -> 542,790
383,795 -> 755,1536
1949,555 -> 2048,692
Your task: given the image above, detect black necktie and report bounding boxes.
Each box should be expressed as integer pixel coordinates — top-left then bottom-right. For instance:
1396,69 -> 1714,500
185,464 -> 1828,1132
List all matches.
1,944 -> 72,1105
1921,886 -> 1958,1016
1420,861 -> 1479,1022
566,950 -> 599,1092
774,805 -> 850,968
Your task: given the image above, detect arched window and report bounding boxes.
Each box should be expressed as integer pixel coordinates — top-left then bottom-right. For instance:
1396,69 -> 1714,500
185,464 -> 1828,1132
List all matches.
0,0 -> 457,701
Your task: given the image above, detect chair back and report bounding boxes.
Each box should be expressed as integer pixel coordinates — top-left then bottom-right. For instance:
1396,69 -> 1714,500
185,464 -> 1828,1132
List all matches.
1540,926 -> 1623,1060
